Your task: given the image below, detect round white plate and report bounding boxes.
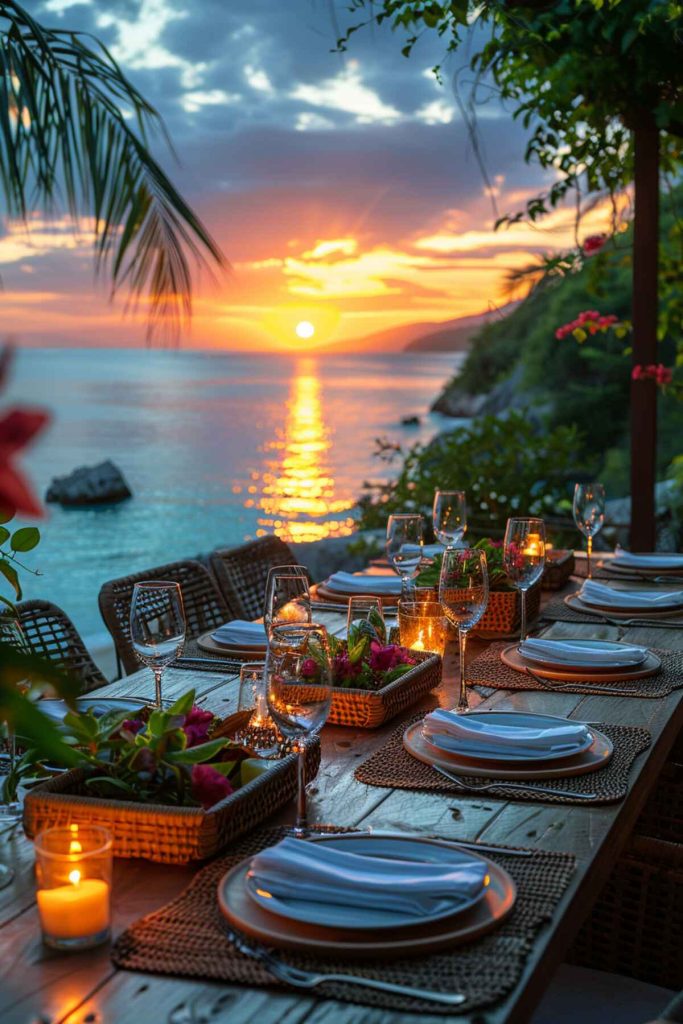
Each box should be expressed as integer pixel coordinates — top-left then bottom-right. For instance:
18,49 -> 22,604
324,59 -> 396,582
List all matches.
520,638 -> 648,669
421,710 -> 594,764
565,593 -> 683,619
245,834 -> 490,930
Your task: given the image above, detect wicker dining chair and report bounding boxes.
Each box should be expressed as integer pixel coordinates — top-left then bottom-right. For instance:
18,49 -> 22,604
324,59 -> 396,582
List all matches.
13,599 -> 108,693
98,559 -> 233,675
208,535 -> 306,621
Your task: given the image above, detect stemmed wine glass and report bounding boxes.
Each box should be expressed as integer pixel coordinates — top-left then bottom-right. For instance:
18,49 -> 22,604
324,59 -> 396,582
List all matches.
573,483 -> 606,579
263,568 -> 311,637
438,549 -> 489,712
503,517 -> 546,642
386,513 -> 424,598
433,490 -> 467,549
130,581 -> 186,708
266,623 -> 332,838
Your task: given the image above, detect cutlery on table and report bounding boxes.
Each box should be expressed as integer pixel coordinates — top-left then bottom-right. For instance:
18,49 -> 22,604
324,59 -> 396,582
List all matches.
523,665 -> 646,698
432,764 -> 598,801
226,929 -> 466,1006
307,829 -> 533,858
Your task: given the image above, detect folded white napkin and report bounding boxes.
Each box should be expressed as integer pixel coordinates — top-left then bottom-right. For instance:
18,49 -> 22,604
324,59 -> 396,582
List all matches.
614,549 -> 683,570
520,637 -> 647,667
423,709 -> 589,759
325,572 -> 403,595
249,836 -> 487,917
211,620 -> 268,646
578,579 -> 683,610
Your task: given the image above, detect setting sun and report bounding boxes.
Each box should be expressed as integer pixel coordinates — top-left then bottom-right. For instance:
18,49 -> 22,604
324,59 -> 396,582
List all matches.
295,320 -> 315,340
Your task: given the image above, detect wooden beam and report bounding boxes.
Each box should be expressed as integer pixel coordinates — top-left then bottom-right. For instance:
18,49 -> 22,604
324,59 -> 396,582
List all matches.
630,110 -> 659,551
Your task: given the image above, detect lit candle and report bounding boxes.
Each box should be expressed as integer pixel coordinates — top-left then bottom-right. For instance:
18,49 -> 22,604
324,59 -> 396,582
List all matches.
36,870 -> 110,941
411,629 -> 425,651
34,825 -> 112,951
523,533 -> 543,557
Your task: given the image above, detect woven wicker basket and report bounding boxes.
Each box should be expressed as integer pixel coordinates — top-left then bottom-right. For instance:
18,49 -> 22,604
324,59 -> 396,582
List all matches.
542,550 -> 575,590
23,724 -> 321,865
328,650 -> 442,728
475,583 -> 541,636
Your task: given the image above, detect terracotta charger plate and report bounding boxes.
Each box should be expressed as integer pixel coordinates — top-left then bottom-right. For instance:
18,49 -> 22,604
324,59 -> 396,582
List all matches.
403,720 -> 613,781
196,630 -> 267,662
597,559 -> 683,579
217,833 -> 516,959
313,582 -> 400,609
500,643 -> 661,683
564,592 -> 683,620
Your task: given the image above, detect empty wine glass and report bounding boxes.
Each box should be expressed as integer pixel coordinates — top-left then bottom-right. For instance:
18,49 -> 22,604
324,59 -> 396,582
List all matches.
263,570 -> 311,637
235,661 -> 282,757
573,482 -> 606,578
346,596 -> 384,636
504,517 -> 546,642
438,549 -> 489,712
386,513 -> 424,598
266,623 -> 332,838
433,490 -> 467,549
130,581 -> 186,708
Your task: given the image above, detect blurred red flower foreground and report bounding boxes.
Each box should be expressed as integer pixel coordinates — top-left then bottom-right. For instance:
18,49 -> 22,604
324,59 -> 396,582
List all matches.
0,349 -> 49,517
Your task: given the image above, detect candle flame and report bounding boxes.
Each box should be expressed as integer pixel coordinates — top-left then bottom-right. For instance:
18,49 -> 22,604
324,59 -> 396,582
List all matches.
69,840 -> 82,853
411,630 -> 425,651
69,869 -> 81,886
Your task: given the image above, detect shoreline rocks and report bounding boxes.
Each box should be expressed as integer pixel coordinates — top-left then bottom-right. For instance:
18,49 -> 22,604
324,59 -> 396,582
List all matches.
46,460 -> 132,506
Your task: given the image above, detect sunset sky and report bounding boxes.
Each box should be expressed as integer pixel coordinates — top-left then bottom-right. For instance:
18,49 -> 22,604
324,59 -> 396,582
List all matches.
3,0 -> 613,351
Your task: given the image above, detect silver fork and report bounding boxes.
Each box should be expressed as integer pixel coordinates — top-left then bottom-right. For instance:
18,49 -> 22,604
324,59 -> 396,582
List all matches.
524,665 -> 644,698
433,764 -> 598,801
227,929 -> 466,1006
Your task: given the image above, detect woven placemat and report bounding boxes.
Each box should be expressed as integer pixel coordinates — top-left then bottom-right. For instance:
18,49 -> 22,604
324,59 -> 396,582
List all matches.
467,642 -> 683,699
172,639 -> 245,673
112,826 -> 576,1016
355,715 -> 650,804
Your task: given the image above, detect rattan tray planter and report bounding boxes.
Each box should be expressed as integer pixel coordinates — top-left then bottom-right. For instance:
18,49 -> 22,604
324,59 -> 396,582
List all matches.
542,550 -> 575,590
327,649 -> 442,728
411,584 -> 541,638
23,740 -> 321,865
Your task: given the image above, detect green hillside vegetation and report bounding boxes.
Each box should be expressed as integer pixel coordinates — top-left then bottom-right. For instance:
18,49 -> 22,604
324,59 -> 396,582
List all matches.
445,200 -> 683,495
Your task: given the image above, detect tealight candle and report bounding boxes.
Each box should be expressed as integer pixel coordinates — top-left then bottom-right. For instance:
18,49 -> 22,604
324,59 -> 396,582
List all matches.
34,825 -> 112,951
523,532 -> 544,558
398,600 -> 448,656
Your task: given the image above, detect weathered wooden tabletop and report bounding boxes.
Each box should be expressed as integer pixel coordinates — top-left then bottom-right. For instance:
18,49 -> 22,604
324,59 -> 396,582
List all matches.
1,572 -> 681,1024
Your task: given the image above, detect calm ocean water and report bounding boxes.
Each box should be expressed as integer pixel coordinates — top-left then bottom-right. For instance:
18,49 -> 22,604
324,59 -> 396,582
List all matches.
6,348 -> 463,643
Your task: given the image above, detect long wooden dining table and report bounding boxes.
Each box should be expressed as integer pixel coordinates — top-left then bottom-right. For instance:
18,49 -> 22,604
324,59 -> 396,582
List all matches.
1,566 -> 682,1024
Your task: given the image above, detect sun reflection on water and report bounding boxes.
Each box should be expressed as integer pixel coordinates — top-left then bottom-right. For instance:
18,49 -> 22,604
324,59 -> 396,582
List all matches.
247,358 -> 357,543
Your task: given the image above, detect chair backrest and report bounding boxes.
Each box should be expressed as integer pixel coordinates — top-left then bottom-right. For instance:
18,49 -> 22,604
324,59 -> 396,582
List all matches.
98,559 -> 232,675
14,599 -> 107,694
209,536 -> 302,621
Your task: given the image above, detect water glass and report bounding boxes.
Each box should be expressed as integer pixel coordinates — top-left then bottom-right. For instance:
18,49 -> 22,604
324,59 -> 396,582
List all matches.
386,513 -> 424,598
263,569 -> 311,636
130,581 -> 185,708
573,482 -> 606,578
433,489 -> 467,548
346,596 -> 384,636
438,549 -> 489,711
235,661 -> 281,757
266,623 -> 332,838
503,517 -> 546,642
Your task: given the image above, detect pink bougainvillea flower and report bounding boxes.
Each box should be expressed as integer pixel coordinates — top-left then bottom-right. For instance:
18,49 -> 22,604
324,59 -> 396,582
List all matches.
183,705 -> 215,747
555,310 -> 623,342
121,718 -> 145,736
0,407 -> 50,517
632,363 -> 673,387
191,763 -> 234,809
583,234 -> 607,256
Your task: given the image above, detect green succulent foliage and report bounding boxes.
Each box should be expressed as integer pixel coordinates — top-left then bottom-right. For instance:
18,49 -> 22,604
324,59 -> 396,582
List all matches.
358,412 -> 579,539
417,539 -> 514,591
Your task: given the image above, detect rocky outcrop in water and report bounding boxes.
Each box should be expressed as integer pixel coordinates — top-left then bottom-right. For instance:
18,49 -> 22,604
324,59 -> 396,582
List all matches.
46,460 -> 132,506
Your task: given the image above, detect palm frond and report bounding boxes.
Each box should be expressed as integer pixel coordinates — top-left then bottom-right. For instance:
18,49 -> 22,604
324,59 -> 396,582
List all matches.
0,0 -> 226,339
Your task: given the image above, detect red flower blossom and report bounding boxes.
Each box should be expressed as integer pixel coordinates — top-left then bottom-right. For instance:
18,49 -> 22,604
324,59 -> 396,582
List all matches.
191,763 -> 234,809
555,310 -> 622,342
300,657 -> 319,678
183,705 -> 214,747
0,407 -> 49,517
632,363 -> 673,387
583,234 -> 607,256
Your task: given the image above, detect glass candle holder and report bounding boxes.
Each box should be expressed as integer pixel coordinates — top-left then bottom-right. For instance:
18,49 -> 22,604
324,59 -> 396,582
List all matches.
34,825 -> 112,951
398,600 -> 448,656
235,662 -> 282,757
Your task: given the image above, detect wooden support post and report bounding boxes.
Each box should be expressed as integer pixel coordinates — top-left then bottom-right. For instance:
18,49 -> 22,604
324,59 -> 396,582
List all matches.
630,111 -> 659,551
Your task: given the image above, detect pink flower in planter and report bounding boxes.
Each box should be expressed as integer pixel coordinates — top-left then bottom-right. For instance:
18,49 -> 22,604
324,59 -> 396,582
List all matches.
183,706 -> 214,747
191,764 -> 234,809
300,657 -> 319,678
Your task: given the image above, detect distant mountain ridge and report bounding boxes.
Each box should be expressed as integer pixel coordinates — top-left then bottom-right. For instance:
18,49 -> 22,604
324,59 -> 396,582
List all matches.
315,305 -> 516,354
